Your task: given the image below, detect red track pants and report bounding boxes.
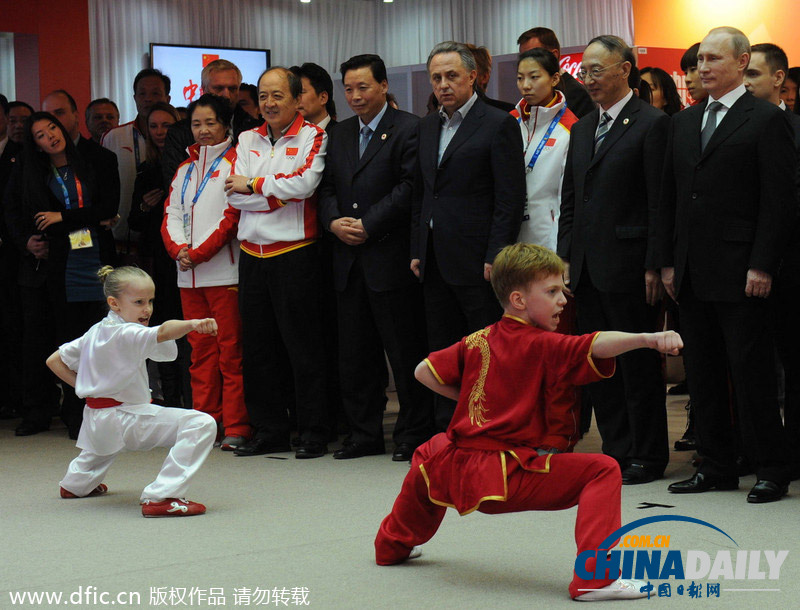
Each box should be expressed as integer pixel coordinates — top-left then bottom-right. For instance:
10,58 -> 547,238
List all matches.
180,286 -> 250,438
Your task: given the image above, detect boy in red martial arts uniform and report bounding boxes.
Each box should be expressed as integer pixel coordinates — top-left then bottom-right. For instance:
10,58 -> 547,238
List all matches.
375,243 -> 682,601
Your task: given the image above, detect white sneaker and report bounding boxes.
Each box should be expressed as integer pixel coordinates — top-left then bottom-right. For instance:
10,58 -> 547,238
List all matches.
575,578 -> 650,601
408,546 -> 422,560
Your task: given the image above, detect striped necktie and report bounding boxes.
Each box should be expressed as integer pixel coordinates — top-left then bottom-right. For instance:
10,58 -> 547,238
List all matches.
594,112 -> 612,153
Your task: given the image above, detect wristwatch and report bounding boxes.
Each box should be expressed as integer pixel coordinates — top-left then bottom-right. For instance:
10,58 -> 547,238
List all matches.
246,178 -> 256,194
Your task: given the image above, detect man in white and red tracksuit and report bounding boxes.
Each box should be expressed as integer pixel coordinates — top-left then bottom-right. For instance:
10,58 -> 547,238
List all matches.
226,67 -> 330,459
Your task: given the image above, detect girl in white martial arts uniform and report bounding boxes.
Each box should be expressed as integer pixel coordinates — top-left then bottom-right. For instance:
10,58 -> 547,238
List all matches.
49,265 -> 218,517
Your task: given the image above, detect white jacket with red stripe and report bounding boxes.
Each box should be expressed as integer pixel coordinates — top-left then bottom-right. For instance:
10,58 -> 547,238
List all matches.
162,137 -> 241,288
226,113 -> 327,258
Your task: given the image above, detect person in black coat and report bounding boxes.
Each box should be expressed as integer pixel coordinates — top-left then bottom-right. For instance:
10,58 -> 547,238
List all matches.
411,42 -> 525,431
0,94 -> 24,419
4,112 -> 119,437
659,28 -> 797,503
558,36 -> 670,484
318,54 -> 432,461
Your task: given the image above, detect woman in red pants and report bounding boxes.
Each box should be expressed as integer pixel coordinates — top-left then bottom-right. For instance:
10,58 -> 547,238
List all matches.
162,93 -> 250,450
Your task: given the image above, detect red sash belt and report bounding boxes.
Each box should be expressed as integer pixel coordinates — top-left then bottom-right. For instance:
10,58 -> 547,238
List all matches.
454,435 -> 515,451
86,397 -> 123,409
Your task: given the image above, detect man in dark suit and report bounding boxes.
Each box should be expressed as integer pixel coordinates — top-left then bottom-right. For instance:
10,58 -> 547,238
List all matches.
318,54 -> 432,461
411,41 -> 525,431
743,42 -> 800,481
659,27 -> 796,502
0,93 -> 24,420
518,27 -> 596,119
558,35 -> 670,485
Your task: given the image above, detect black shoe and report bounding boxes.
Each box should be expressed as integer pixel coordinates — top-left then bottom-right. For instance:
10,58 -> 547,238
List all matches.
621,464 -> 661,485
233,438 -> 291,456
392,443 -> 416,462
295,442 -> 327,459
746,480 -> 788,504
15,421 -> 49,436
668,381 -> 689,395
674,435 -> 696,451
668,472 -> 738,493
333,442 -> 385,460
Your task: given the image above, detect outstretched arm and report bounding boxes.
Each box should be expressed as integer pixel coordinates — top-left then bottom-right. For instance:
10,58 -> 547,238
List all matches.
415,360 -> 460,401
157,318 -> 218,343
46,351 -> 77,388
592,330 -> 682,360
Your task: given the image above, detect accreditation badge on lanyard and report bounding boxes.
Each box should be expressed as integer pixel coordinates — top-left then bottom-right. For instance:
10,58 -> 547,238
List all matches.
51,166 -> 93,250
180,146 -> 231,246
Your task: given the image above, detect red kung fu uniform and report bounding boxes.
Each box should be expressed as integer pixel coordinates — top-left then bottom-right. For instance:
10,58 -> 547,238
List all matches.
375,314 -> 622,598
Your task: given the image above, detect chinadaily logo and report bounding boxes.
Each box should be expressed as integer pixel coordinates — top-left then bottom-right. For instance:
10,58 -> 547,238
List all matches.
576,515 -> 789,599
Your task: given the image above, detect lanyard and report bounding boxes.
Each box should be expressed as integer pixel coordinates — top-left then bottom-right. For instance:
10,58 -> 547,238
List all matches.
520,105 -> 566,173
180,145 -> 231,243
132,128 -> 142,169
51,165 -> 84,209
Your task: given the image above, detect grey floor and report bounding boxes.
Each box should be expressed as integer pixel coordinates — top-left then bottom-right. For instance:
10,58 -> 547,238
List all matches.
2,390 -> 799,609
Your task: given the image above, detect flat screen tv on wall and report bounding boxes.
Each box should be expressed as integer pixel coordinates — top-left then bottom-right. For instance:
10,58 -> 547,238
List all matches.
150,43 -> 270,106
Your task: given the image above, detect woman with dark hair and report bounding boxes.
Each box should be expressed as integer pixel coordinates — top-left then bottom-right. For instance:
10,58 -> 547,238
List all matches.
783,67 -> 800,112
161,93 -> 250,449
512,47 -> 577,250
4,111 -> 118,437
641,67 -> 683,116
128,102 -> 191,408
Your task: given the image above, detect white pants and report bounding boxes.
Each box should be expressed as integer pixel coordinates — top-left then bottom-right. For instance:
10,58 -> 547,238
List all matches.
60,406 -> 216,502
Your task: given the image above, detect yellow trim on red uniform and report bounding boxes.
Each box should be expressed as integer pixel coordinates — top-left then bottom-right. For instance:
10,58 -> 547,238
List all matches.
418,452 -> 510,516
587,332 -> 615,379
508,450 -> 553,473
502,314 -> 531,326
424,358 -> 446,385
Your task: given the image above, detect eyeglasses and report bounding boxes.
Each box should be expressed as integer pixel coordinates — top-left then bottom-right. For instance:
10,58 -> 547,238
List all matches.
578,61 -> 625,81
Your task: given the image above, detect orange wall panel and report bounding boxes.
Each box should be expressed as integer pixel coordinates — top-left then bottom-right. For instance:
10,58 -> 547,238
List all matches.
0,0 -> 91,134
633,0 -> 800,65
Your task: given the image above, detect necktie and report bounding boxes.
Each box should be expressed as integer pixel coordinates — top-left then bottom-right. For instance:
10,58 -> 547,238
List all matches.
359,125 -> 372,158
594,112 -> 612,153
701,101 -> 723,151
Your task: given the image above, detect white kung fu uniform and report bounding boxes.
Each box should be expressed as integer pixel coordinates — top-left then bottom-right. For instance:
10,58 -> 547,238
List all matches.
58,311 -> 217,501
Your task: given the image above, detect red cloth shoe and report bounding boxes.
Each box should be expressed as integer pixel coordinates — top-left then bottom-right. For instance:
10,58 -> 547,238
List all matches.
60,484 -> 108,499
141,498 -> 206,517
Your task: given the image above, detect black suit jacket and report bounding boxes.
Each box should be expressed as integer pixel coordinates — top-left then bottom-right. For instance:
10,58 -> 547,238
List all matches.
0,140 -> 22,244
411,96 -> 525,285
318,106 -> 419,292
657,91 -> 797,301
558,94 -> 669,293
558,72 -> 596,119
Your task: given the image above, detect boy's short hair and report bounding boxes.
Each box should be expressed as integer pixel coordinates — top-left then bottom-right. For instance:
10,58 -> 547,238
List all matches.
491,243 -> 565,306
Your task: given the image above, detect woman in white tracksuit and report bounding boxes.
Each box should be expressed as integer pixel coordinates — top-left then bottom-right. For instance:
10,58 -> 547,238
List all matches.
512,47 -> 578,251
162,94 -> 250,450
